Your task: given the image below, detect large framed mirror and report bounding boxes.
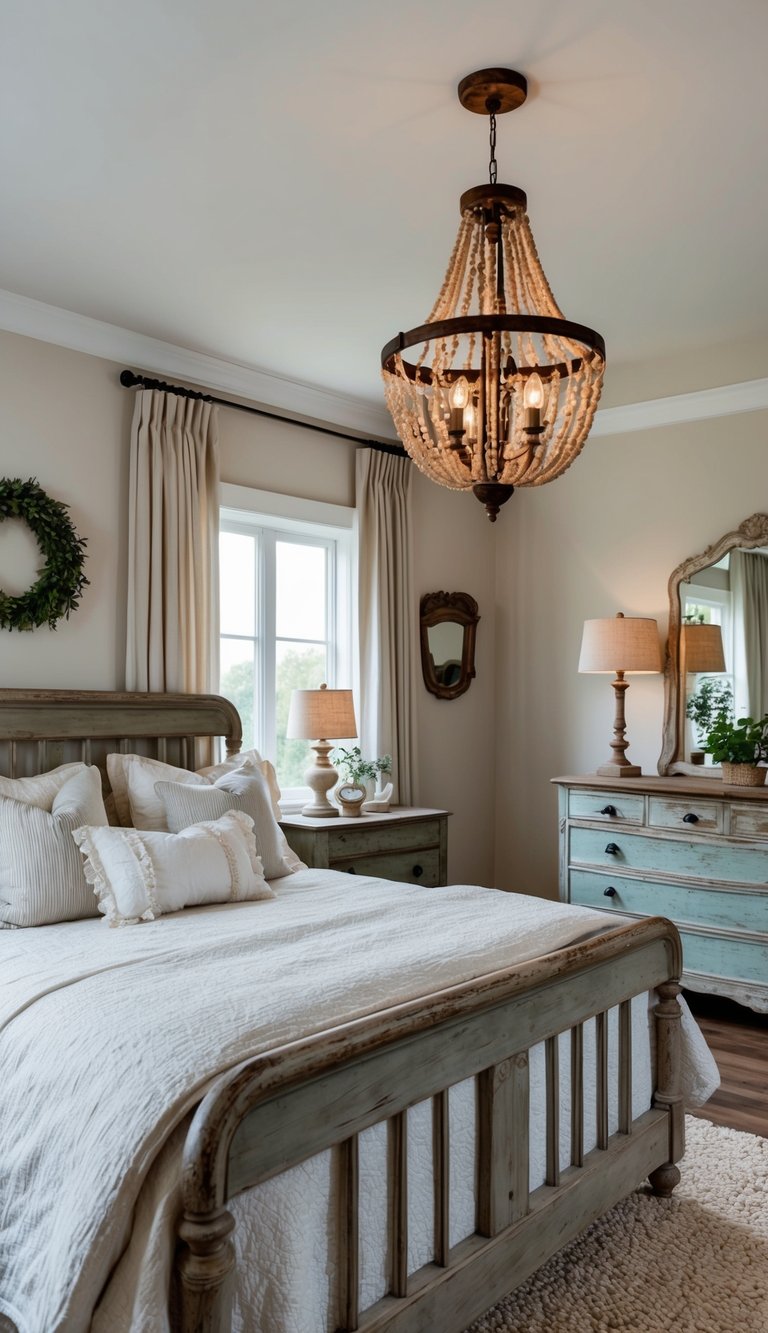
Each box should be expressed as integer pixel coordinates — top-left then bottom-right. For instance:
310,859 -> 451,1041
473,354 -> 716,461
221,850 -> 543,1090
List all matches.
659,513 -> 768,774
420,591 -> 479,700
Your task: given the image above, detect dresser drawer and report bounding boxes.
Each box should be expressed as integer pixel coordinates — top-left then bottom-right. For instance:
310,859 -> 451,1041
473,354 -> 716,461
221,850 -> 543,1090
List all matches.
570,868 -> 768,935
567,789 -> 645,825
329,818 -> 442,859
330,847 -> 441,886
730,804 -> 768,840
570,825 -> 768,886
648,796 -> 723,835
679,928 -> 768,988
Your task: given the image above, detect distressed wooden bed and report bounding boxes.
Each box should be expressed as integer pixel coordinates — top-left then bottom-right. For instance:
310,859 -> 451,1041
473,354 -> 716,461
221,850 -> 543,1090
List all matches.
0,688 -> 685,1333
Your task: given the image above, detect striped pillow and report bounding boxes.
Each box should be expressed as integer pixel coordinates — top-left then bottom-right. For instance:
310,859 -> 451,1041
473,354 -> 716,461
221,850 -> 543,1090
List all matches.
155,760 -> 301,879
0,767 -> 109,927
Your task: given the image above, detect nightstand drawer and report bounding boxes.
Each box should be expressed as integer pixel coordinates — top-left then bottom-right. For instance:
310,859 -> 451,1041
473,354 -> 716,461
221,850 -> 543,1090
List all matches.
648,796 -> 723,834
570,825 -> 768,886
331,847 -> 441,886
567,790 -> 645,825
570,869 -> 768,935
329,818 -> 443,859
730,804 -> 768,840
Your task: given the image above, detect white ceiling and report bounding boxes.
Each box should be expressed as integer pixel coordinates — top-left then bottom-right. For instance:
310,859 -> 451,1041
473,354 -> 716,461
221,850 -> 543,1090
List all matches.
2,0 -> 768,412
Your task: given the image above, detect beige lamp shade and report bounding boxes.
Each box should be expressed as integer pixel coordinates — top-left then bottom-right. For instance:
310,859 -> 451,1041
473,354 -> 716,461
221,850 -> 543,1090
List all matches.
286,683 -> 357,741
681,622 -> 726,674
579,613 -> 662,674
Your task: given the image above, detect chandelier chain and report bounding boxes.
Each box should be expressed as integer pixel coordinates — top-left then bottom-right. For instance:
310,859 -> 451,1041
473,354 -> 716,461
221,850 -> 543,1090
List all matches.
488,111 -> 497,185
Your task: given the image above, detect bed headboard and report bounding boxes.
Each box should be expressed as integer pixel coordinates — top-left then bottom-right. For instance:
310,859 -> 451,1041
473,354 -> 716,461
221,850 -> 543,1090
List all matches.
0,689 -> 242,780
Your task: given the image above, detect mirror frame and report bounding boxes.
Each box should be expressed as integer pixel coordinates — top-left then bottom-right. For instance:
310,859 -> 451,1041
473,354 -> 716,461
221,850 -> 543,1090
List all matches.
658,512 -> 768,774
420,591 -> 480,701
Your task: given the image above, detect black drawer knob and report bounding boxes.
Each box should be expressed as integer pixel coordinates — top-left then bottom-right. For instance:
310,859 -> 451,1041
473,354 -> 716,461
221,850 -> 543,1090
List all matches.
347,866 -> 357,874
412,864 -> 424,879
604,842 -> 620,856
682,812 -> 699,824
601,804 -> 618,817
604,886 -> 617,898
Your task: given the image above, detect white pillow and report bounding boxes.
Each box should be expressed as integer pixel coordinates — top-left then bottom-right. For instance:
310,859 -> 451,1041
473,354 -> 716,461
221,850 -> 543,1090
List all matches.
0,761 -> 90,811
73,810 -> 274,926
155,760 -> 301,880
106,748 -> 268,830
0,767 -> 109,927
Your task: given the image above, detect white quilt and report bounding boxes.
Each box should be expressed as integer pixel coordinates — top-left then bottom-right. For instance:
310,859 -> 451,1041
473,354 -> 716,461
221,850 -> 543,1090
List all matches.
0,870 -> 718,1333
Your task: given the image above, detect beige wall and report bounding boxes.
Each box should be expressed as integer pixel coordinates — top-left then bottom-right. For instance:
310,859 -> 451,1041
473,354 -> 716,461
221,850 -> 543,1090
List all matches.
493,408 -> 768,898
0,330 -> 496,883
0,331 -> 132,688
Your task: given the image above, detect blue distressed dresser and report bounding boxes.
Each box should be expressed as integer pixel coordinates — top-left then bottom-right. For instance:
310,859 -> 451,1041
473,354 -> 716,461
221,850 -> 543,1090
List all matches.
555,775 -> 768,1013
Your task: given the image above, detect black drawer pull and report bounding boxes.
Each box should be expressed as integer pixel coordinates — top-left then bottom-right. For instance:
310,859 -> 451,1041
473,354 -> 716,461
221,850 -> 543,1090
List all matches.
604,842 -> 620,856
604,886 -> 617,898
347,866 -> 357,874
600,804 -> 618,816
412,864 -> 424,879
682,812 -> 699,824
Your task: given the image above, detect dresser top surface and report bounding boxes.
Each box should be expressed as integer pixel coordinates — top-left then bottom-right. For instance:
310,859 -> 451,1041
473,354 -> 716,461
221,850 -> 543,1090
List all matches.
280,806 -> 450,830
552,774 -> 768,801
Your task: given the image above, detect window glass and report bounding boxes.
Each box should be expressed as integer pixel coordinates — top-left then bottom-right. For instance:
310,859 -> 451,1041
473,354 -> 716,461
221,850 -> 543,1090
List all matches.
219,638 -> 257,751
275,541 -> 326,640
275,639 -> 328,787
220,532 -> 255,636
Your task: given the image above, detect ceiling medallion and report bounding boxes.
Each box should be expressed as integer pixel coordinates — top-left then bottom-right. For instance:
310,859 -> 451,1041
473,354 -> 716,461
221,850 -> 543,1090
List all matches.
381,68 -> 606,521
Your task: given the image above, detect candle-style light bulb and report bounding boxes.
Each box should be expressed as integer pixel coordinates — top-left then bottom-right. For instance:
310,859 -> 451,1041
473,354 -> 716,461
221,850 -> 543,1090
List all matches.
463,402 -> 476,440
449,378 -> 469,411
523,372 -> 543,410
523,371 -> 544,433
448,377 -> 470,437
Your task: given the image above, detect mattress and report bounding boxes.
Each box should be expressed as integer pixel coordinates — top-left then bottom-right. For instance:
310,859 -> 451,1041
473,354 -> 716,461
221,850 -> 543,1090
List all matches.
0,870 -> 719,1333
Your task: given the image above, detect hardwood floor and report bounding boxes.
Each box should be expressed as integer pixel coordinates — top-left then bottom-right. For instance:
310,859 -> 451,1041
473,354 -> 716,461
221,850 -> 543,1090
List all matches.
684,990 -> 768,1137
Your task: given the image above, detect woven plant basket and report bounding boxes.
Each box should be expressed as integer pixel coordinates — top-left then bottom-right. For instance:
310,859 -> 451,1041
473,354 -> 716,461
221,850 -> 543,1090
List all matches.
721,762 -> 767,787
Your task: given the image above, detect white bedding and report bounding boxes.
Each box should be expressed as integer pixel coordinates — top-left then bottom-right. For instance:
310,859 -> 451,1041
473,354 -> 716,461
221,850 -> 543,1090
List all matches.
0,870 -> 718,1333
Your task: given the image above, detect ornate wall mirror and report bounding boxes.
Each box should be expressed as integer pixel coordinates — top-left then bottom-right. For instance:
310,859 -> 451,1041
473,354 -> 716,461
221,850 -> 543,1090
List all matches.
659,513 -> 768,774
420,591 -> 479,700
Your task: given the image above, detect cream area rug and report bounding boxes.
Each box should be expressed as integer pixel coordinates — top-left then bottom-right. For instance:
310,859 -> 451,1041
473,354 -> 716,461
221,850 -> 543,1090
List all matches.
467,1117 -> 768,1333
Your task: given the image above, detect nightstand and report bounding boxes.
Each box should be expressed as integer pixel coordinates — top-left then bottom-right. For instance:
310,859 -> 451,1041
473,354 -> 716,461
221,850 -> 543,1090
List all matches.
279,807 -> 450,886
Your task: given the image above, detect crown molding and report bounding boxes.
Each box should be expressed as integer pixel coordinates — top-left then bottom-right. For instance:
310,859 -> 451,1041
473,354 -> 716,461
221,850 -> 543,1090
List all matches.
591,376 -> 768,437
1,286 -> 767,441
0,288 -> 396,442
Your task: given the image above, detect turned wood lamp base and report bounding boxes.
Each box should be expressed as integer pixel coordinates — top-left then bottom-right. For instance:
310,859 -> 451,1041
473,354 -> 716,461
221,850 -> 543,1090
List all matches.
597,672 -> 642,777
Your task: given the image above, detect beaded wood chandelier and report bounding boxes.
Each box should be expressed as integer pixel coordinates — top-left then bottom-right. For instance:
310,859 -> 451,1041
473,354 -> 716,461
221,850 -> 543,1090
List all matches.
381,69 -> 606,522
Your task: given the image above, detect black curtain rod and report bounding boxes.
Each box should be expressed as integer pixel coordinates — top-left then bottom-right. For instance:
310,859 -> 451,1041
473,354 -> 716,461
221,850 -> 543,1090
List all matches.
119,370 -> 407,457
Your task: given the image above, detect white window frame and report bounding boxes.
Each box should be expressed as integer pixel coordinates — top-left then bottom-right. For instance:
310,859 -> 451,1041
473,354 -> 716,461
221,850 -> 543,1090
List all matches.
219,484 -> 355,808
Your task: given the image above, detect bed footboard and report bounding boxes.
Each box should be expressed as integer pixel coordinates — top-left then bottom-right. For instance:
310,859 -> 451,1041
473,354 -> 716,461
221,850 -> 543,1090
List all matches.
176,917 -> 684,1333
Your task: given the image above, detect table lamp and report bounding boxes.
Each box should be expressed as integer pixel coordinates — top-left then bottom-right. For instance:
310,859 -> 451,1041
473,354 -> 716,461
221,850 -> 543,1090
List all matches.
285,683 -> 357,817
681,622 -> 725,675
578,612 -> 662,777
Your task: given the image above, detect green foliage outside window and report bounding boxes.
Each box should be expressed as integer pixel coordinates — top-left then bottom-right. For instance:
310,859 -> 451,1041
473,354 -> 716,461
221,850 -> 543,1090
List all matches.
220,645 -> 326,789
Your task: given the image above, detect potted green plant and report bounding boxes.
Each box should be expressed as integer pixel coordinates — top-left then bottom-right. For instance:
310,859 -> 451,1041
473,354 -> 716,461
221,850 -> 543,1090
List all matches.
704,713 -> 768,786
685,678 -> 733,761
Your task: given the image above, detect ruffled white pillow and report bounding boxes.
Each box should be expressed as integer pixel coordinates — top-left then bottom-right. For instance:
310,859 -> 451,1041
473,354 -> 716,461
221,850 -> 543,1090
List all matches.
155,759 -> 302,880
0,767 -> 109,927
73,810 -> 274,926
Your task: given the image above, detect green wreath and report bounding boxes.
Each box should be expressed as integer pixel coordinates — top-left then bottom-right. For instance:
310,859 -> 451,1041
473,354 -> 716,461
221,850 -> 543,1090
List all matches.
0,478 -> 89,631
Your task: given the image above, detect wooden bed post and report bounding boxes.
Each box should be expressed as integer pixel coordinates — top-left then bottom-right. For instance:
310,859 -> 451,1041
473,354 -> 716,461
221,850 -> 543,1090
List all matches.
176,1208 -> 236,1332
648,979 -> 684,1197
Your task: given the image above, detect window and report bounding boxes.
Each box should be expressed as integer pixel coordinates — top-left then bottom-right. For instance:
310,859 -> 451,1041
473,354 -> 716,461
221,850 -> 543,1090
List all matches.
219,484 -> 354,799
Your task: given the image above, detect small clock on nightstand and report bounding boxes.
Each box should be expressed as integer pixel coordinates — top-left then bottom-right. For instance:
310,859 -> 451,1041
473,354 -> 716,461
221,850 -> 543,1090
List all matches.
336,783 -> 367,817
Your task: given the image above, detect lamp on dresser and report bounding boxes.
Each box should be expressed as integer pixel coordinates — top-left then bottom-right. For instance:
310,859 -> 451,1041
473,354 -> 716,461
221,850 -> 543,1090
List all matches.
286,683 -> 357,818
579,612 -> 662,777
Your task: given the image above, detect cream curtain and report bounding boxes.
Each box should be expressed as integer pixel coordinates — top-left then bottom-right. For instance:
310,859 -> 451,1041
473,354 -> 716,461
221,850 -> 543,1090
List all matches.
126,389 -> 220,694
356,449 -> 418,804
731,548 -> 768,718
